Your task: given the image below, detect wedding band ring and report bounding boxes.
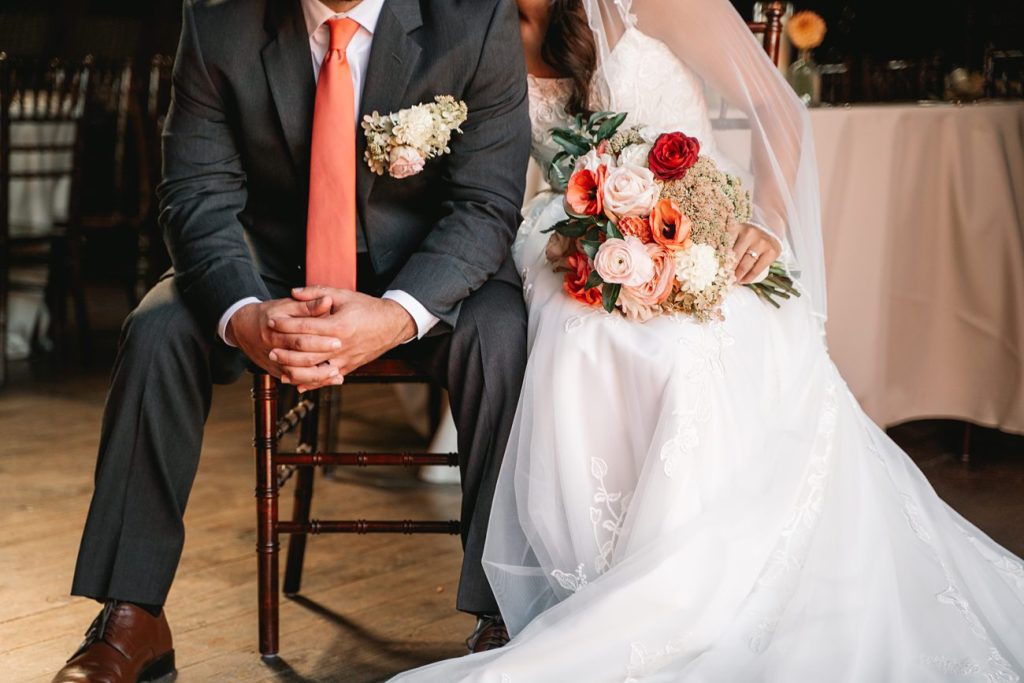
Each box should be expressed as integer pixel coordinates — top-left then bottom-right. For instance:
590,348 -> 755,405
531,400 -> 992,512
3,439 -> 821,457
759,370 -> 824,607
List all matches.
746,250 -> 760,260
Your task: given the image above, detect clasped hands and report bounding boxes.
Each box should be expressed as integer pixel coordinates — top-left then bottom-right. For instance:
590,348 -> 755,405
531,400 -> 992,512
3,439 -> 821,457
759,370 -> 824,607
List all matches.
226,286 -> 417,393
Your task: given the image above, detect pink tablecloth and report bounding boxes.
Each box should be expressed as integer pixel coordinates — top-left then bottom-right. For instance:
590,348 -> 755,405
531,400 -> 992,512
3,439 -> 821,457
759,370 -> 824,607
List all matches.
815,102 -> 1024,434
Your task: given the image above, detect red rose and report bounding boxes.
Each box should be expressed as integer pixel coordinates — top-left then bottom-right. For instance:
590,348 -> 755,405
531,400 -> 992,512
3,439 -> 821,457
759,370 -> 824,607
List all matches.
648,132 -> 700,181
563,252 -> 602,307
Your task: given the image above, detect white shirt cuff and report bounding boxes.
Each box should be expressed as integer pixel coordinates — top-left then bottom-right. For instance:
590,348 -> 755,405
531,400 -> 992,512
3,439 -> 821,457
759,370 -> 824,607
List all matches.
382,290 -> 439,342
218,297 -> 262,347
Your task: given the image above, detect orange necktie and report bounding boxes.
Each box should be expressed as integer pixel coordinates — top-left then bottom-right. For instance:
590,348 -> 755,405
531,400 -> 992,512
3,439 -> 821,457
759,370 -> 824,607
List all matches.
306,17 -> 361,290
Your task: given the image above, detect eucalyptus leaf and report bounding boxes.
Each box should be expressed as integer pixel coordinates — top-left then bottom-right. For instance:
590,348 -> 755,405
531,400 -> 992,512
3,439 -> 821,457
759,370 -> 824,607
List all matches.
581,239 -> 602,261
605,220 -> 624,240
595,112 -> 628,141
602,283 -> 621,313
584,269 -> 604,290
552,129 -> 591,156
553,218 -> 591,238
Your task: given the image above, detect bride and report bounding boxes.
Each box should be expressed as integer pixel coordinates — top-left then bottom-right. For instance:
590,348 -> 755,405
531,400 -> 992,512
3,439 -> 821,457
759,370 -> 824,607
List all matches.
394,0 -> 1024,680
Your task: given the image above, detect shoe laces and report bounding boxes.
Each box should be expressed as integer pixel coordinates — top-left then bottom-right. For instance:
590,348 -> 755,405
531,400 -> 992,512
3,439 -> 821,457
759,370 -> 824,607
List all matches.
465,614 -> 508,652
69,601 -> 118,661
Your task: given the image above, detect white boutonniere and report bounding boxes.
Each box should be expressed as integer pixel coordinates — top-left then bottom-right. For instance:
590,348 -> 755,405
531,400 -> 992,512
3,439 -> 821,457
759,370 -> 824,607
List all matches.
361,95 -> 468,179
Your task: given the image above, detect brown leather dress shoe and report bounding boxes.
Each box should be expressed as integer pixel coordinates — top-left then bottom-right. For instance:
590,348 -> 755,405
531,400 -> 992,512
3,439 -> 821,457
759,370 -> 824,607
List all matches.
52,602 -> 176,683
466,614 -> 510,653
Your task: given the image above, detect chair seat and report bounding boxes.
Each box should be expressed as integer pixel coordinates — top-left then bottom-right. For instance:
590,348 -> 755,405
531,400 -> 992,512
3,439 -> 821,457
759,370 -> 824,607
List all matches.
345,358 -> 430,384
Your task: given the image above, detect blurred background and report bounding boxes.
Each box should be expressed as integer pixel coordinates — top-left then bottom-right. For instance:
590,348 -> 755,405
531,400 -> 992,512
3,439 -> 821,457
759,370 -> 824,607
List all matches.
1,1 -> 1022,681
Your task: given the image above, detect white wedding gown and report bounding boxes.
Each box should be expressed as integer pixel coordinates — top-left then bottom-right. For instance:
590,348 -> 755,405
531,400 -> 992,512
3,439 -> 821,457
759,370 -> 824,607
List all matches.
392,28 -> 1024,682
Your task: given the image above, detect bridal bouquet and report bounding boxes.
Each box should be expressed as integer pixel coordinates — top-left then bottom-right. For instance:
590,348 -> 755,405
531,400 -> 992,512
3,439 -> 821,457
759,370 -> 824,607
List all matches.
544,112 -> 798,323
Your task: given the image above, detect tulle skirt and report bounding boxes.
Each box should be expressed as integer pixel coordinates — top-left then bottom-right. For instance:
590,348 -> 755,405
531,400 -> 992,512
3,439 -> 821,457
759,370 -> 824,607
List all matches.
390,192 -> 1024,682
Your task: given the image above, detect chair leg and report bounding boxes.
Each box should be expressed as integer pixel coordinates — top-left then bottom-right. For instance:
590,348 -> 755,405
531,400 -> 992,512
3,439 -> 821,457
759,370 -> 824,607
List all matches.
67,233 -> 91,362
46,236 -> 69,361
253,374 -> 280,661
961,422 -> 973,464
283,391 -> 319,596
321,386 -> 341,477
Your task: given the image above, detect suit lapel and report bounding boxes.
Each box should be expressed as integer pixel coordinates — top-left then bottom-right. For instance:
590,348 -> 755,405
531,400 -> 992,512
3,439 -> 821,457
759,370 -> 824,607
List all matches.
261,0 -> 316,178
356,0 -> 423,205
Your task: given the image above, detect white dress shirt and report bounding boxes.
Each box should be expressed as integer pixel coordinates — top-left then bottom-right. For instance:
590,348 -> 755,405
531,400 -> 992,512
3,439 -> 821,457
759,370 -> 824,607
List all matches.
218,0 -> 439,345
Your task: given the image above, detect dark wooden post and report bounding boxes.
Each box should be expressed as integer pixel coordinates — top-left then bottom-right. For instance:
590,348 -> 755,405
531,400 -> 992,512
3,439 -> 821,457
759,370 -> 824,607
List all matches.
763,1 -> 786,67
253,374 -> 280,661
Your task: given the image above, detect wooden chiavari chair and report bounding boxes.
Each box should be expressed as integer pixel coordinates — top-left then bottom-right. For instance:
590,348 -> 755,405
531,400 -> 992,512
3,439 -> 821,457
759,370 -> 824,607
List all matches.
0,53 -> 91,384
747,1 -> 786,68
252,364 -> 457,661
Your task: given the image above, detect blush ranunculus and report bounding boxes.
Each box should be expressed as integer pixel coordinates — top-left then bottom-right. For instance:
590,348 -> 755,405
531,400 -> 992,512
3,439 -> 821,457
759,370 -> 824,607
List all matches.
648,132 -> 700,181
621,243 -> 676,308
618,215 -> 654,243
565,166 -> 607,217
388,146 -> 426,179
563,252 -> 602,306
602,164 -> 660,222
593,236 -> 655,287
650,198 -> 693,249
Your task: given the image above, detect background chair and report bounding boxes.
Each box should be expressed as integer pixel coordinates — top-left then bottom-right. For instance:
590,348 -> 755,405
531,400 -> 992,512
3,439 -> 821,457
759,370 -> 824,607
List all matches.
1,53 -> 91,384
252,362 -> 458,661
747,1 -> 786,68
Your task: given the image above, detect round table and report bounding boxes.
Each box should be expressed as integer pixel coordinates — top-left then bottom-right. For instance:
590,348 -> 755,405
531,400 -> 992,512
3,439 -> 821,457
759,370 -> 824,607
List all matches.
813,102 -> 1024,435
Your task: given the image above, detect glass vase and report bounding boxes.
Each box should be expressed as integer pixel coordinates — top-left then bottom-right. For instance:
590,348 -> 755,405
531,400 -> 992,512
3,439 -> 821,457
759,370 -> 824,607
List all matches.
788,49 -> 822,106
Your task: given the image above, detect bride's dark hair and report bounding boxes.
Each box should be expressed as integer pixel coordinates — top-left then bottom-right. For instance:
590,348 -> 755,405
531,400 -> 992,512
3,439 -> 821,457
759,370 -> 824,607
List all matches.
541,0 -> 597,115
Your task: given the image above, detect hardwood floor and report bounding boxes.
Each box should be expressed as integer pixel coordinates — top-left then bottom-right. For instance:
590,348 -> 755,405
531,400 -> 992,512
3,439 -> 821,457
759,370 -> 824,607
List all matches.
0,374 -> 471,682
1,329 -> 1022,681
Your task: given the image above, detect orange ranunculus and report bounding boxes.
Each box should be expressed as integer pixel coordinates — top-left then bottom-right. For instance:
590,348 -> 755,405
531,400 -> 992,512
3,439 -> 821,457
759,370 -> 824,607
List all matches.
563,252 -> 602,307
564,166 -> 607,217
618,215 -> 654,243
650,198 -> 693,248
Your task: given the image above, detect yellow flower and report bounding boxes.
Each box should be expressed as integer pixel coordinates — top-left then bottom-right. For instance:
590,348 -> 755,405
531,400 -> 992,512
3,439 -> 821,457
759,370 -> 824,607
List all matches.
787,11 -> 827,51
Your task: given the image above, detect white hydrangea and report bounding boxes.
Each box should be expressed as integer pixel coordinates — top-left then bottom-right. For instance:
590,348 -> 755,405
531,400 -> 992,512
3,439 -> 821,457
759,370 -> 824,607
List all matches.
675,243 -> 720,293
393,105 -> 436,148
617,142 -> 652,168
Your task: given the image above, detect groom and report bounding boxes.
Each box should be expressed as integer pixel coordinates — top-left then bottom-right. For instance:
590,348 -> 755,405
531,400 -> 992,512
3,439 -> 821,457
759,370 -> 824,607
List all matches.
54,0 -> 530,679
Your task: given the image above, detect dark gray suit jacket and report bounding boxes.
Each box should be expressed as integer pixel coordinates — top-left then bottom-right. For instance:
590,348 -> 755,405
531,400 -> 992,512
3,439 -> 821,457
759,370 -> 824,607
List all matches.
157,0 -> 531,330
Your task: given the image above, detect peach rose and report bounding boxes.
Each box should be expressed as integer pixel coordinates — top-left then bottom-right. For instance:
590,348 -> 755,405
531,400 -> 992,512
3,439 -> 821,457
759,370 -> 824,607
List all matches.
565,166 -> 607,217
650,198 -> 693,249
593,236 -> 655,287
618,216 -> 654,243
563,252 -> 602,307
602,164 -> 660,222
388,146 -> 426,179
622,243 -> 676,306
